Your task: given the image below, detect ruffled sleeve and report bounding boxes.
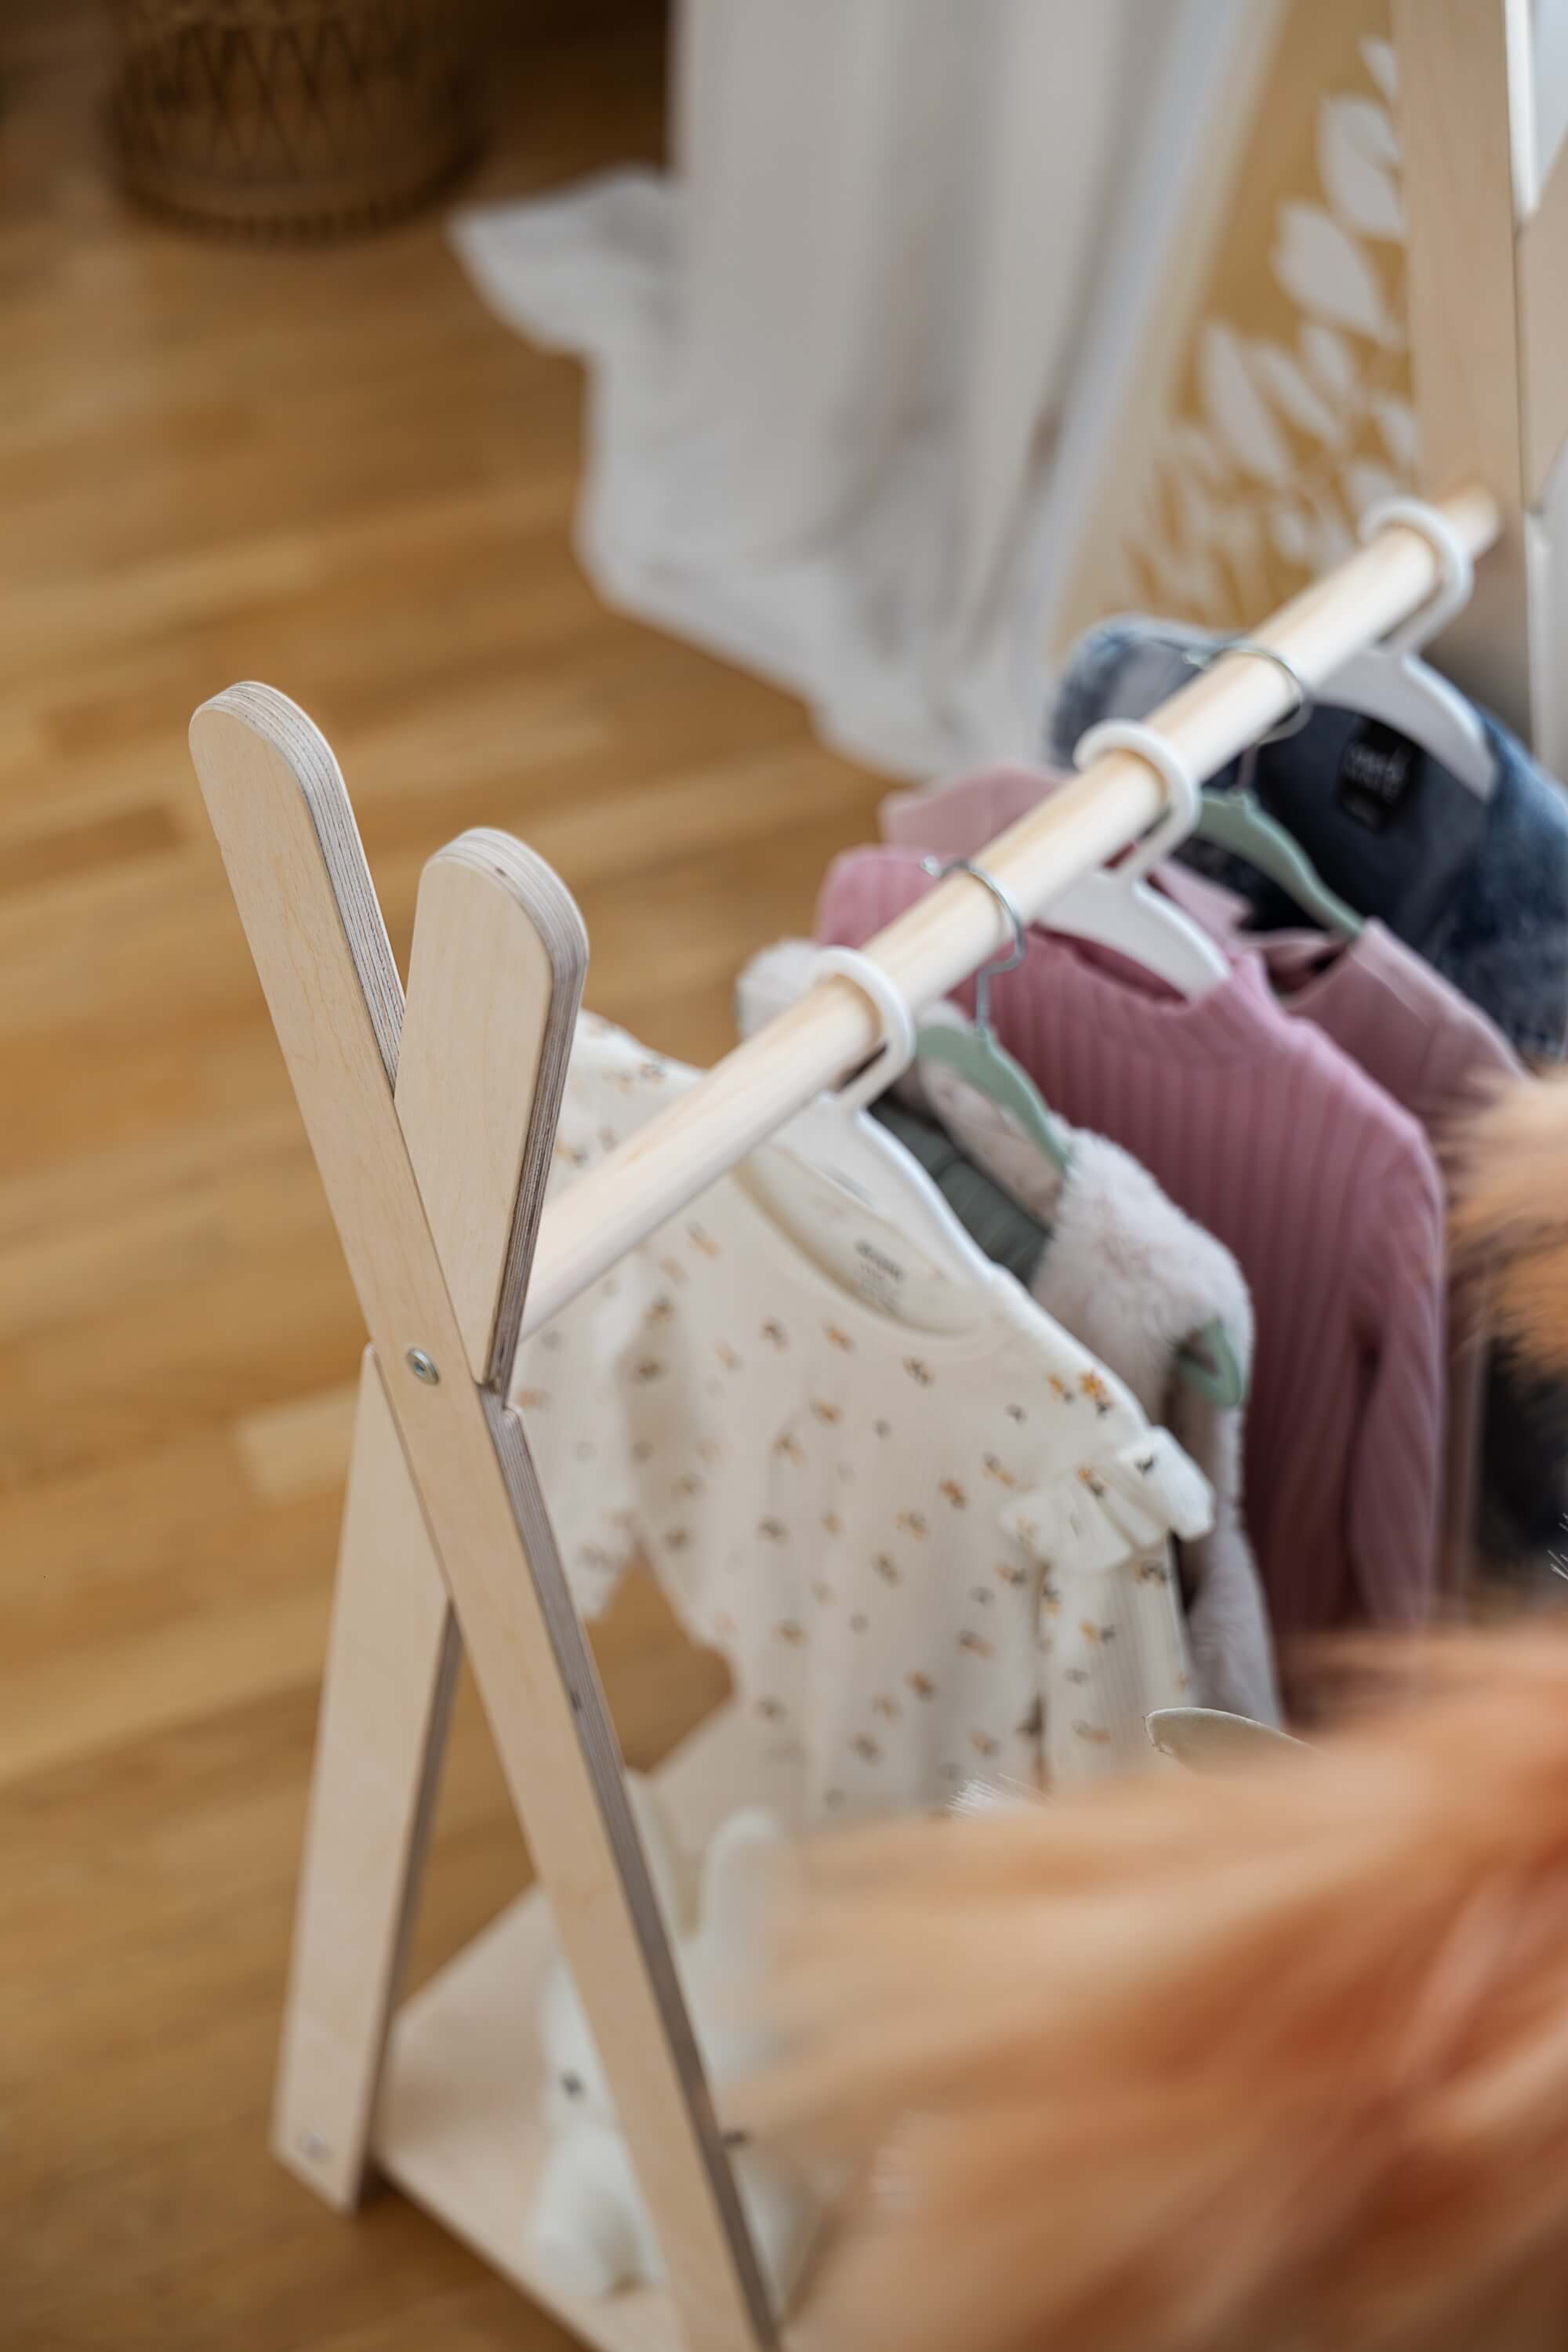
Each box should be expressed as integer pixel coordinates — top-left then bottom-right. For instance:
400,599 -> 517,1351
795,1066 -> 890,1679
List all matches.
1002,1432 -> 1214,1788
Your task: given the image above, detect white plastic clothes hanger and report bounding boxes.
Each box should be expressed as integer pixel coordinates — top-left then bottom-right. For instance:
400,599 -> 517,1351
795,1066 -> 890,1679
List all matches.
1316,498 -> 1496,800
1047,720 -> 1230,996
744,946 -> 1011,1301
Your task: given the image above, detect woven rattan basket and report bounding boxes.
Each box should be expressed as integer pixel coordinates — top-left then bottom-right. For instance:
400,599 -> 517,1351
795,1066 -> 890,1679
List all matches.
107,0 -> 488,239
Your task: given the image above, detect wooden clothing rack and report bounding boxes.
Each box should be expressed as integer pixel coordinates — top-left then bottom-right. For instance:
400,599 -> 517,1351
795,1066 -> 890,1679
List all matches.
191,483 -> 1501,2352
191,18 -> 1568,2341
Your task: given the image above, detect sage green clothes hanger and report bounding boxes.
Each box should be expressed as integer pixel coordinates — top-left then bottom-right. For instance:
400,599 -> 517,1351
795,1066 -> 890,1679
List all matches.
910,855 -> 1245,1410
914,1018 -> 1071,1174
1194,787 -> 1364,938
1172,1317 -> 1247,1410
906,1024 -> 1247,1411
873,1102 -> 1050,1290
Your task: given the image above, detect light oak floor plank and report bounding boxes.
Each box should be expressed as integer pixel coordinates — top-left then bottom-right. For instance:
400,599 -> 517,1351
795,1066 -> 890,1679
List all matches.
1,4 -> 883,2343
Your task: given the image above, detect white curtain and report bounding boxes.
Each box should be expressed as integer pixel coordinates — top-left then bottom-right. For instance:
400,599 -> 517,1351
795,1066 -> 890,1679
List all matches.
452,0 -> 1234,779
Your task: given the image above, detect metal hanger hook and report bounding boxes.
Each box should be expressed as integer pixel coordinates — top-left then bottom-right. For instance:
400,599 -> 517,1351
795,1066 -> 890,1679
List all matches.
1178,637 -> 1314,746
920,855 -> 1029,1029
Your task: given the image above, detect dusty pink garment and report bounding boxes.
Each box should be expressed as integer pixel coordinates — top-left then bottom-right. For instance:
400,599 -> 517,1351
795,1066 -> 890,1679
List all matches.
886,764 -> 1519,1591
1157,869 -> 1519,1594
818,844 -> 1448,1650
883,764 -> 1520,1123
1153,869 -> 1524,1120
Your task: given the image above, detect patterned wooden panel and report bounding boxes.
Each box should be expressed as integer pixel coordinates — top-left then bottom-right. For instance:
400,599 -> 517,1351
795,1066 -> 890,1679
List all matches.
1058,0 -> 1414,645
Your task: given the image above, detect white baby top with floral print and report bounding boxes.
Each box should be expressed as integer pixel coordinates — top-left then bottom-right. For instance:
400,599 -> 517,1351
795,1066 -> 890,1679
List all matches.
514,1017 -> 1213,1819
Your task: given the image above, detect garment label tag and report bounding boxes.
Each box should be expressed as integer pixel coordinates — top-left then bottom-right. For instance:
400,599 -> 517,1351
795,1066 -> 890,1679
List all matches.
1335,719 -> 1420,833
851,1235 -> 909,1317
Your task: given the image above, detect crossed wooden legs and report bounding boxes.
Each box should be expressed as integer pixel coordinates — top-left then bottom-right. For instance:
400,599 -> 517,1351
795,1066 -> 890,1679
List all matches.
191,687 -> 773,2352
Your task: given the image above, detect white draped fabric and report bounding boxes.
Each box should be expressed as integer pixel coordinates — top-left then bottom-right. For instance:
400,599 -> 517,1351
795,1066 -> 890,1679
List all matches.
452,0 -> 1240,777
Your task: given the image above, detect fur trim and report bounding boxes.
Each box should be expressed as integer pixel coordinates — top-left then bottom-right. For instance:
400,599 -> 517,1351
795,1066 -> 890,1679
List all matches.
767,1633 -> 1568,2352
1452,1069 -> 1568,1377
1004,1123 -> 1253,1410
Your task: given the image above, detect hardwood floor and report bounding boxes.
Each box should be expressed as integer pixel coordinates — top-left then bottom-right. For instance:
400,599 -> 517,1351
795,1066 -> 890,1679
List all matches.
0,9 -> 885,2344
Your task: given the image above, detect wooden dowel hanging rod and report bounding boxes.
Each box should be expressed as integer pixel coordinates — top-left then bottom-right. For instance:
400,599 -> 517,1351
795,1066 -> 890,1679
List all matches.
516,485 -> 1499,1352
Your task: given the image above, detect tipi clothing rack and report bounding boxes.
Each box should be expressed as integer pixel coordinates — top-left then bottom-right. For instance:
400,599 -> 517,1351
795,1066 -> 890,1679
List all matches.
191,485 -> 1497,2352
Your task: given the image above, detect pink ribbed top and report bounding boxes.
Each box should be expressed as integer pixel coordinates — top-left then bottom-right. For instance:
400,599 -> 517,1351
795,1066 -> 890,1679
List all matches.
818,847 -> 1448,1648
